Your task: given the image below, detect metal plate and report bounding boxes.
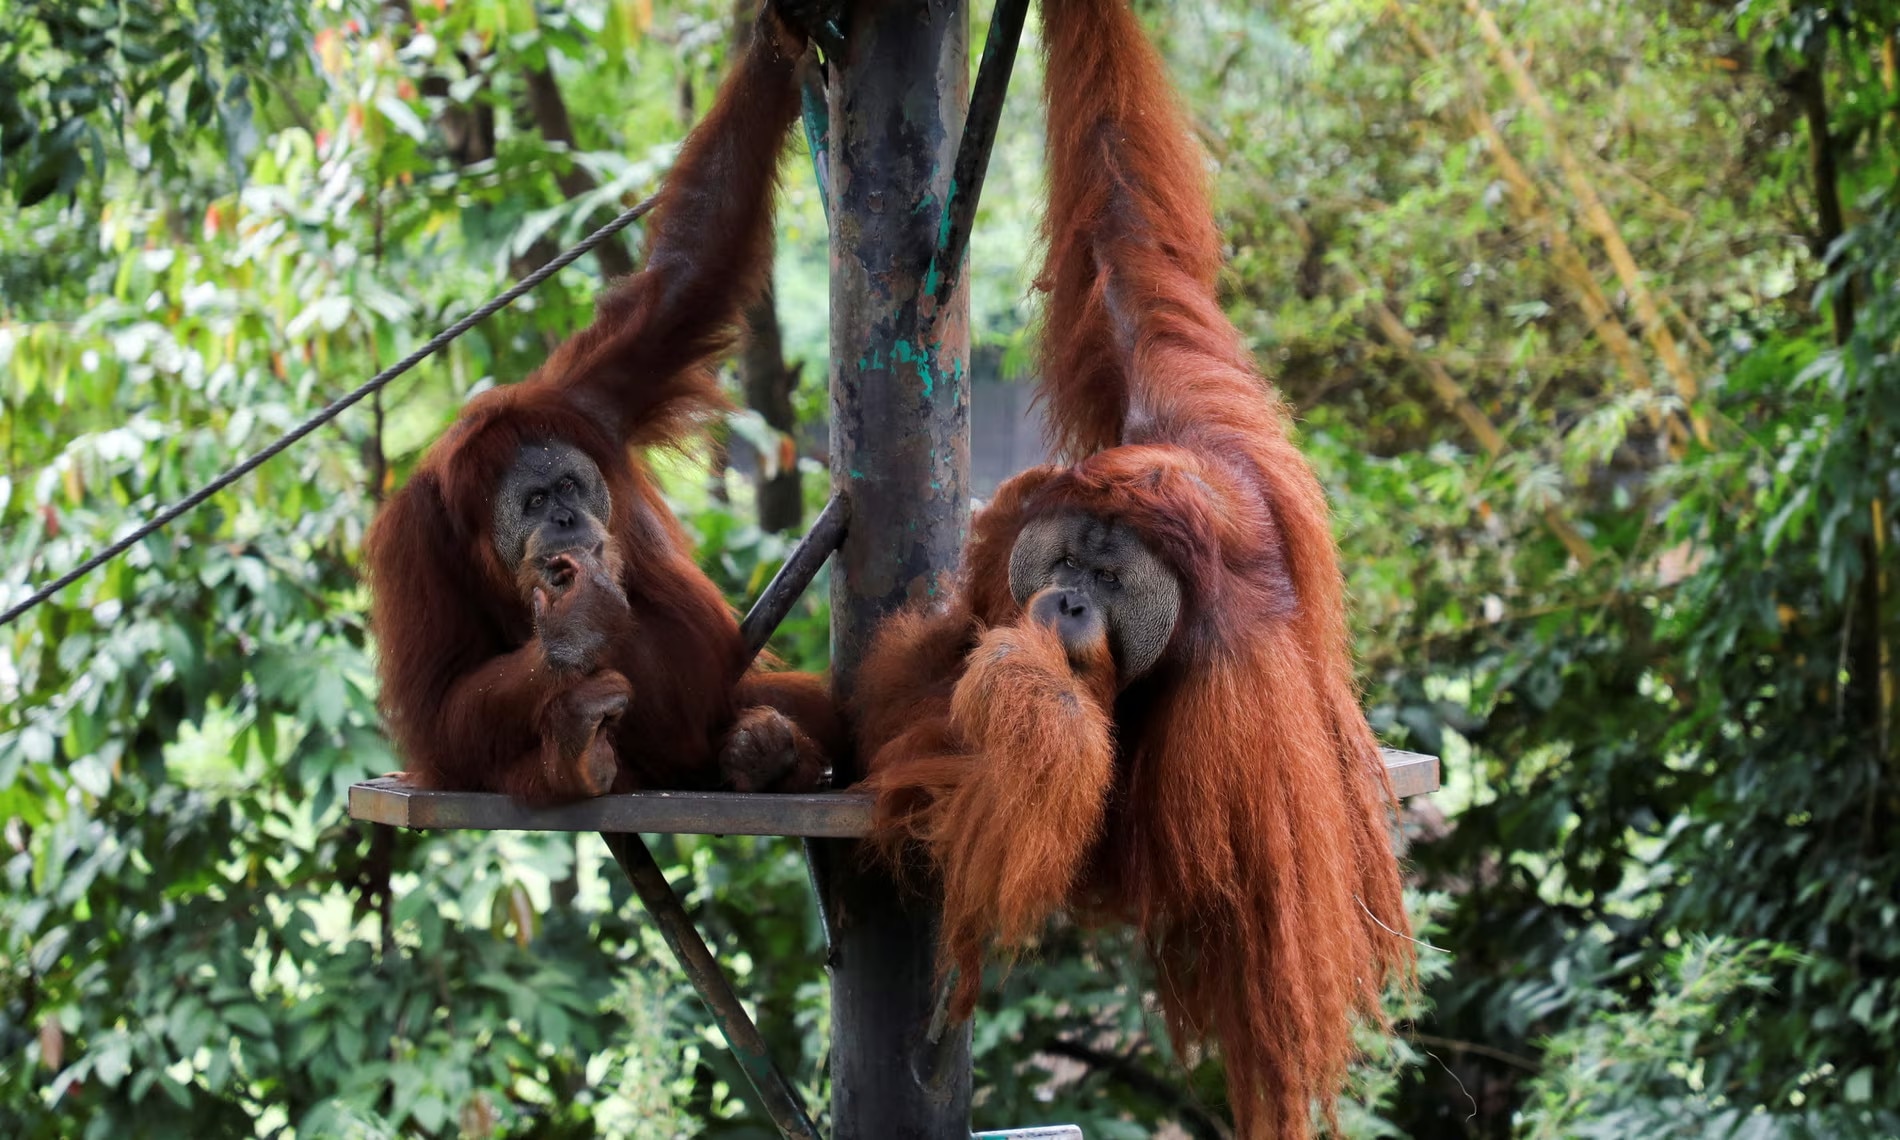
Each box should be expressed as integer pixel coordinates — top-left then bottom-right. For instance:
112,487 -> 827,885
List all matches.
347,749 -> 1437,837
974,1128 -> 1084,1140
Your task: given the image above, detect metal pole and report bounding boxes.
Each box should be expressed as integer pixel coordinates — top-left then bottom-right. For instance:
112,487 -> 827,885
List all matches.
820,0 -> 973,1136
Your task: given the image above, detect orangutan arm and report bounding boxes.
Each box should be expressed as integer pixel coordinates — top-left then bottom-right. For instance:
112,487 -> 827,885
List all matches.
913,621 -> 1117,1018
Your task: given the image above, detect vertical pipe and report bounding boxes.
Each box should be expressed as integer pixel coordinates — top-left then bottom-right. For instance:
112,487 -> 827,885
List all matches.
826,3 -> 973,687
821,1 -> 973,1137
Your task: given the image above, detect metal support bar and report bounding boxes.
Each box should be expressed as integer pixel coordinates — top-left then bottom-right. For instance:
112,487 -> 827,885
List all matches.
599,831 -> 821,1140
823,0 -> 974,1135
730,490 -> 849,974
927,0 -> 1030,307
741,492 -> 851,659
800,68 -> 833,220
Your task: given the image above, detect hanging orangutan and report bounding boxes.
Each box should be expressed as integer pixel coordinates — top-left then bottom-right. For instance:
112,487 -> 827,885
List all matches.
852,0 -> 1412,1133
363,1 -> 840,805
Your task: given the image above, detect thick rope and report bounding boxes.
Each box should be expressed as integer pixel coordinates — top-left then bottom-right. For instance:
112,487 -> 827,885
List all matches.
0,194 -> 659,629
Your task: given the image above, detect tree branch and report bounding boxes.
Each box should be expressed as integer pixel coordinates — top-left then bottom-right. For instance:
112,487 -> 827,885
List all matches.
1039,1036 -> 1234,1140
1408,1031 -> 1542,1072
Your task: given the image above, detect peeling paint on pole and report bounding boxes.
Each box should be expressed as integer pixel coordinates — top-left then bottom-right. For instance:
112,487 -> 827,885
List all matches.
820,1 -> 974,1137
827,0 -> 972,706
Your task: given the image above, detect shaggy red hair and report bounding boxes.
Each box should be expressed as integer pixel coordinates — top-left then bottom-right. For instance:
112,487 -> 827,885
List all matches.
365,11 -> 840,803
854,0 -> 1412,1133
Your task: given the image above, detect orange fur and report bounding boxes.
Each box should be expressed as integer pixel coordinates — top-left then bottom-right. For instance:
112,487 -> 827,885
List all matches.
855,1 -> 1412,1134
365,13 -> 841,802
932,619 -> 1117,1018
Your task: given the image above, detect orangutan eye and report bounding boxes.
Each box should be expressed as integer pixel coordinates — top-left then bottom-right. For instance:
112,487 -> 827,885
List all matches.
1063,556 -> 1078,570
559,476 -> 577,494
527,492 -> 546,511
1097,569 -> 1119,587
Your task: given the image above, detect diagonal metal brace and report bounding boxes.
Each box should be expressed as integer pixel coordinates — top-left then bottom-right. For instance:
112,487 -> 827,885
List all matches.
927,0 -> 1031,306
800,67 -> 833,221
740,492 -> 852,661
600,831 -> 821,1140
731,492 -> 853,967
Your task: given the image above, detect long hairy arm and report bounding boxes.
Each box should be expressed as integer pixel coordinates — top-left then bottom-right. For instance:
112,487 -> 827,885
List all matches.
1037,0 -> 1280,460
858,604 -> 1117,1019
928,621 -> 1116,1018
858,611 -> 1109,1018
533,7 -> 810,444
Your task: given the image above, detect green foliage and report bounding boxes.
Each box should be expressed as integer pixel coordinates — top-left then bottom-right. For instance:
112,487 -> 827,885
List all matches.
0,3 -> 833,1136
0,0 -> 308,208
1516,938 -> 1899,1138
944,893 -> 1450,1138
6,0 -> 1900,1136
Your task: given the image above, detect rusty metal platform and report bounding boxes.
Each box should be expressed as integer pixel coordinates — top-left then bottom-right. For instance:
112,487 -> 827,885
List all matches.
346,748 -> 1438,836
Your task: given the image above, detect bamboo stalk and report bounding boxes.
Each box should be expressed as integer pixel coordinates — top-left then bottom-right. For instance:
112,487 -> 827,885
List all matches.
1487,121 -> 1657,411
1664,291 -> 1717,359
1391,4 -> 1667,441
1191,115 -> 1595,564
1370,295 -> 1597,565
1464,0 -> 1710,445
1279,208 -> 1596,565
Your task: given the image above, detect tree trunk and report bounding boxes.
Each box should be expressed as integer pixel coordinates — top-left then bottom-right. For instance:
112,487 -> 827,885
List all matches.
387,2 -> 630,290
731,0 -> 805,533
522,66 -> 637,279
1792,60 -> 1888,757
740,281 -> 805,532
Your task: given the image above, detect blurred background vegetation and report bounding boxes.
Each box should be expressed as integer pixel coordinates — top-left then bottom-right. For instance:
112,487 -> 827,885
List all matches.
3,0 -> 1898,1136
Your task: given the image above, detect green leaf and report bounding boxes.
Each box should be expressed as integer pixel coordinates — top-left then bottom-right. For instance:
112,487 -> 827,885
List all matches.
224,1004 -> 273,1039
92,1035 -> 131,1088
376,96 -> 429,143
